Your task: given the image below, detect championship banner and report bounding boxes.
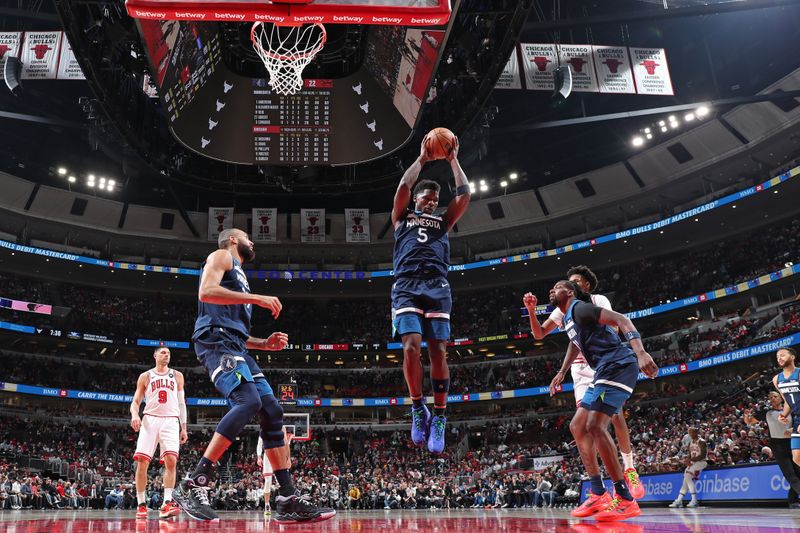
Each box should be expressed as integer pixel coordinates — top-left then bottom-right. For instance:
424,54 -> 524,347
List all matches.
495,49 -> 521,90
630,47 -> 674,96
252,208 -> 278,243
557,45 -> 598,92
301,209 -> 326,243
345,208 -> 371,243
592,45 -> 636,94
20,31 -> 62,80
56,33 -> 85,80
0,32 -> 22,81
0,297 -> 52,315
520,43 -> 557,91
207,207 -> 234,242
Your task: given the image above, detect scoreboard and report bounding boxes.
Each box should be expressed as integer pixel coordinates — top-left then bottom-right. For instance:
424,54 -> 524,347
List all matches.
278,383 -> 298,406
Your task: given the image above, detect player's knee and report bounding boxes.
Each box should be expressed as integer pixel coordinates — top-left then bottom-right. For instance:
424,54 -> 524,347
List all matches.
258,394 -> 286,449
402,336 -> 422,355
163,455 -> 177,470
136,458 -> 150,469
233,383 -> 262,416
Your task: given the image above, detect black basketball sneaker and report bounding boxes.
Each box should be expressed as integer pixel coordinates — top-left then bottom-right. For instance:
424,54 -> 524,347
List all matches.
273,493 -> 336,524
173,476 -> 218,521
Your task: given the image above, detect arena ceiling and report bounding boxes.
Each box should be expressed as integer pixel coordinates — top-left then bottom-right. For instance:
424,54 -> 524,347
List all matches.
0,0 -> 799,213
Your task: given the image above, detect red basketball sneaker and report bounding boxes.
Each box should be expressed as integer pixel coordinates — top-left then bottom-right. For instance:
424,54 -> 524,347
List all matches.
624,468 -> 645,499
594,496 -> 641,522
159,500 -> 181,519
136,503 -> 148,519
571,491 -> 613,518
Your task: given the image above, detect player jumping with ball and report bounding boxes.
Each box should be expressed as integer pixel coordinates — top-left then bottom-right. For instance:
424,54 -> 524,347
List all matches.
391,132 -> 470,454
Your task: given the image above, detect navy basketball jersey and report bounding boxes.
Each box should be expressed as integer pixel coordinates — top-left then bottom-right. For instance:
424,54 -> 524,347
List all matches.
193,254 -> 252,339
777,368 -> 800,416
564,300 -> 636,369
393,210 -> 450,279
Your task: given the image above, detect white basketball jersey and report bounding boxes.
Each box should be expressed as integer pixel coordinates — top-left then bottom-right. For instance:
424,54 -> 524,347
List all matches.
143,369 -> 180,417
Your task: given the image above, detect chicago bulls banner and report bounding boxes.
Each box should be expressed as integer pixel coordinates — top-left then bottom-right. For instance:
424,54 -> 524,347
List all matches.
0,32 -> 22,81
252,208 -> 277,243
520,43 -> 557,91
20,31 -> 62,80
495,49 -> 521,90
557,45 -> 598,92
208,207 -> 234,242
630,47 -> 674,96
592,45 -> 636,94
345,208 -> 371,243
56,33 -> 85,80
301,208 -> 326,243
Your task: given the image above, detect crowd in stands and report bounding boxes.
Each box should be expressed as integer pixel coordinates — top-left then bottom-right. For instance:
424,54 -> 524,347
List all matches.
0,217 -> 798,344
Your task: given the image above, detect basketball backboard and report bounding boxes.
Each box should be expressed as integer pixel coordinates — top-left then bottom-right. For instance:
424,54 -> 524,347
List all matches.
283,412 -> 311,441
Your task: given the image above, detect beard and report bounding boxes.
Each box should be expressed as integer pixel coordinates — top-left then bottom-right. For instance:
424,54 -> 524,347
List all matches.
237,241 -> 255,263
549,295 -> 558,306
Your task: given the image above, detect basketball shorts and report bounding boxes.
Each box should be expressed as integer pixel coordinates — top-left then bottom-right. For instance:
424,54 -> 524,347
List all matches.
391,276 -> 451,341
193,326 -> 273,398
134,415 -> 180,463
571,363 -> 596,406
686,460 -> 708,475
579,360 -> 639,416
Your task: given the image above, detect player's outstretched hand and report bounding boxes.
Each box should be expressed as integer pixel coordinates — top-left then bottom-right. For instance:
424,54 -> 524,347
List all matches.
264,332 -> 289,351
447,135 -> 459,161
130,416 -> 141,432
256,295 -> 282,318
637,351 -> 659,378
419,134 -> 431,164
523,292 -> 538,309
549,370 -> 565,397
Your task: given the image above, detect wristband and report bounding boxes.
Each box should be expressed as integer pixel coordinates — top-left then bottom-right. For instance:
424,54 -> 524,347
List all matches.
624,331 -> 641,341
455,184 -> 471,196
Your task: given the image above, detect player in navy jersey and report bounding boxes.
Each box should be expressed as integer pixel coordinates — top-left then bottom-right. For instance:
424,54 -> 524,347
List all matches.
174,228 -> 334,524
391,134 -> 470,454
547,280 -> 658,522
774,347 -> 800,470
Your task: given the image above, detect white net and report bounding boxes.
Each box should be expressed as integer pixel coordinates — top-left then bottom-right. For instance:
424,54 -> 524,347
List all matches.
251,22 -> 327,96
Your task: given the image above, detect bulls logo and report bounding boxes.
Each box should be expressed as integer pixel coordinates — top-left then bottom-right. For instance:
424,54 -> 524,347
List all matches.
603,58 -> 622,73
308,216 -> 319,226
216,214 -> 226,232
258,215 -> 271,235
531,56 -> 550,71
566,57 -> 586,73
32,44 -> 52,60
0,44 -> 10,59
220,353 -> 237,373
640,60 -> 659,75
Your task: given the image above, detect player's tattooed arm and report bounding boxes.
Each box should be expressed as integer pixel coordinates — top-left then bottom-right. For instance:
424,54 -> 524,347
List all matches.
392,137 -> 431,226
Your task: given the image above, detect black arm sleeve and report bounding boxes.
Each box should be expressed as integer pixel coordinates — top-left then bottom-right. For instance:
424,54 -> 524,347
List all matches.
572,302 -> 604,327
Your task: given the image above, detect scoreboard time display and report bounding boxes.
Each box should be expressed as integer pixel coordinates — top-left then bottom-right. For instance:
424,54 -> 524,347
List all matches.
278,383 -> 298,406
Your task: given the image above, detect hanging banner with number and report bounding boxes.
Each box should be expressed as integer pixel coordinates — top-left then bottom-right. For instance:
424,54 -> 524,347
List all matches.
592,45 -> 636,94
0,32 -> 22,81
557,45 -> 598,92
301,208 -> 326,243
208,207 -> 234,242
520,43 -> 558,91
20,31 -> 62,80
630,47 -> 674,96
495,49 -> 522,90
57,33 -> 85,80
345,208 -> 371,243
252,208 -> 278,243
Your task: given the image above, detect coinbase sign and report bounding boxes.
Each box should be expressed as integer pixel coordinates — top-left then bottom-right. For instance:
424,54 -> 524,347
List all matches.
580,464 -> 789,503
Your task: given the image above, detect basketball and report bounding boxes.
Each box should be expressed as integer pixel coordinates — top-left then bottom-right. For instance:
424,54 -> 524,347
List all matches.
424,127 -> 457,160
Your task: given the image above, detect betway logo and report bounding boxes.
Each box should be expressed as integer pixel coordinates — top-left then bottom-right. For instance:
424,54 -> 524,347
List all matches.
294,15 -> 324,23
372,16 -> 403,24
333,15 -> 364,23
411,17 -> 444,24
132,9 -> 166,18
175,11 -> 206,19
254,14 -> 286,23
215,12 -> 246,20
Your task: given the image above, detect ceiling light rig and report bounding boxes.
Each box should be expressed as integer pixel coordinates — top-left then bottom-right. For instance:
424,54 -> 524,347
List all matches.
631,106 -> 712,149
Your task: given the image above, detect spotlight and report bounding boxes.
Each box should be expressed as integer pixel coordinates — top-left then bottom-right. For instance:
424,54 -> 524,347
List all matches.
643,127 -> 651,134
668,115 -> 676,122
661,126 -> 668,133
99,183 -> 106,190
509,172 -> 518,180
670,122 -> 679,129
632,136 -> 644,147
697,106 -> 709,117
646,133 -> 653,140
479,179 -> 486,186
469,182 -> 476,193
108,179 -> 116,187
87,181 -> 95,188
500,180 -> 508,187
684,113 -> 695,122
57,167 -> 67,176
88,174 -> 95,181
107,183 -> 115,192
658,121 -> 665,127
479,183 -> 488,192
67,176 -> 76,183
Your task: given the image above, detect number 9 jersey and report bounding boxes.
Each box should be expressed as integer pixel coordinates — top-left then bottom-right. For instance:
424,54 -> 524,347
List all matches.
393,210 -> 450,279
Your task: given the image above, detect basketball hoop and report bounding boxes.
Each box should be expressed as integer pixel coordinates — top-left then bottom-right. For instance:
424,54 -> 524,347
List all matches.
251,21 -> 327,96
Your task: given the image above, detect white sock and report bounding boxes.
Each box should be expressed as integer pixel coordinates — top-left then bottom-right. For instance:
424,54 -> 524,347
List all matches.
164,488 -> 173,502
137,492 -> 146,505
622,452 -> 635,470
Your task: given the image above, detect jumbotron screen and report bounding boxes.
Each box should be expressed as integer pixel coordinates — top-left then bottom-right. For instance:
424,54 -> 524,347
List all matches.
135,19 -> 450,165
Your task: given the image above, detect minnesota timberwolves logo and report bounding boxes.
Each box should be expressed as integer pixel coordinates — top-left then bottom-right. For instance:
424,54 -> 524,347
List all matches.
220,354 -> 237,373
